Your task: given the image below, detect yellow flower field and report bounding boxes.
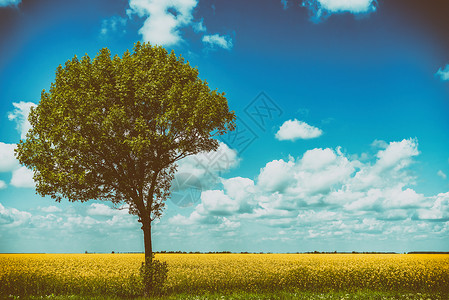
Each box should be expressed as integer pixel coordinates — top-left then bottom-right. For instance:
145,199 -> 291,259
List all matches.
1,253 -> 448,297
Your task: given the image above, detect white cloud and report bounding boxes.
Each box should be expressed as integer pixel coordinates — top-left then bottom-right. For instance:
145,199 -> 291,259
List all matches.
125,0 -> 233,51
168,210 -> 239,234
8,101 -> 37,140
436,64 -> 449,81
193,18 -> 206,33
10,166 -> 34,188
0,0 -> 20,7
198,190 -> 239,216
300,148 -> 337,170
221,177 -> 256,213
222,177 -> 254,201
258,159 -> 295,193
185,139 -> 423,226
0,142 -> 19,172
3,135 -> 448,252
344,186 -> 425,212
0,203 -> 31,228
176,142 -> 239,189
291,148 -> 354,196
438,170 -> 447,180
348,139 -> 419,192
382,187 -> 424,209
87,203 -> 128,216
178,137 -> 449,242
106,215 -> 136,228
375,138 -> 419,171
317,0 -> 375,13
100,16 -> 127,36
275,119 -> 322,141
218,217 -> 240,230
416,193 -> 449,221
202,34 -> 233,50
303,0 -> 377,20
127,0 -> 197,46
169,213 -> 195,226
0,180 -> 6,189
40,206 -> 62,213
63,216 -> 99,228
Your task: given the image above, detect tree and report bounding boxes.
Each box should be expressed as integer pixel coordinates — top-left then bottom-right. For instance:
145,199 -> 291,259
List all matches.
15,42 -> 235,261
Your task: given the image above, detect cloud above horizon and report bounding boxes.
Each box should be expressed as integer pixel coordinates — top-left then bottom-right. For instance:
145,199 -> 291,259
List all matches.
168,138 -> 447,244
127,0 -> 198,46
0,142 -> 19,173
100,16 -> 127,37
275,119 -> 323,141
10,166 -> 35,188
0,0 -> 20,7
8,101 -> 36,140
436,64 -> 449,81
202,34 -> 233,50
126,0 -> 234,49
302,0 -> 377,21
1,138 -> 448,252
0,103 -> 37,190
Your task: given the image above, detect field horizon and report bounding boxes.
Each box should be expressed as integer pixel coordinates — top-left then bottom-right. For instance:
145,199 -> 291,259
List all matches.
2,251 -> 448,254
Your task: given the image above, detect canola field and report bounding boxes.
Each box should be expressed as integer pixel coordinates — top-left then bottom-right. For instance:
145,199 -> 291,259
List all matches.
1,253 -> 449,297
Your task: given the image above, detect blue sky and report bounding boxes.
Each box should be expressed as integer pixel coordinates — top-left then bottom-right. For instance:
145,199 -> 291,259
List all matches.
1,0 -> 449,253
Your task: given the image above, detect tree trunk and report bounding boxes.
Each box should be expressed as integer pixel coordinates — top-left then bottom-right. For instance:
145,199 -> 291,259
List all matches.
141,220 -> 153,297
142,221 -> 152,262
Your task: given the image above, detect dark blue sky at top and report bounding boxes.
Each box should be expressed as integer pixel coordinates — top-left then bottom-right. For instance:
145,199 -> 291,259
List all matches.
0,0 -> 448,253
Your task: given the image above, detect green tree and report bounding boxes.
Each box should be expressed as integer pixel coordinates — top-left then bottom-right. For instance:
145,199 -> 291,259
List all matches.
15,42 -> 235,261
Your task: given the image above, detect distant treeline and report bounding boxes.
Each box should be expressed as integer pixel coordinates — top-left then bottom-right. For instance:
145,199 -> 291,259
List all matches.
86,250 -> 449,254
407,251 -> 449,254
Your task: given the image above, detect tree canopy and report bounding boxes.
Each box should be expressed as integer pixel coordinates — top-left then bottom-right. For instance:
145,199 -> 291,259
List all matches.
15,42 -> 235,258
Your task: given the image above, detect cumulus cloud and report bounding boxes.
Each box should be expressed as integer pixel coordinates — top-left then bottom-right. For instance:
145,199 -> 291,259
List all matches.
0,180 -> 6,189
349,139 -> 419,192
0,0 -> 21,7
10,166 -> 34,188
302,0 -> 377,21
8,101 -> 37,140
275,119 -> 322,141
415,193 -> 449,221
3,135 -> 448,252
167,137 -> 449,248
292,148 -> 354,196
0,203 -> 31,228
375,139 -> 419,170
436,64 -> 449,81
202,34 -> 233,50
126,0 -> 233,50
0,142 -> 19,172
221,177 -> 256,213
169,177 -> 254,227
127,0 -> 198,46
176,142 -> 239,190
198,190 -> 239,216
258,158 -> 295,193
